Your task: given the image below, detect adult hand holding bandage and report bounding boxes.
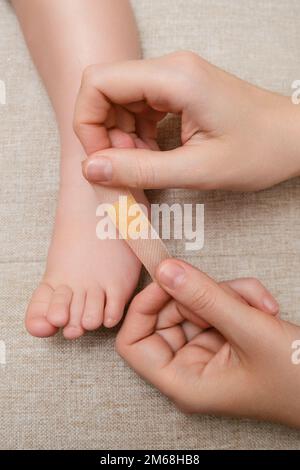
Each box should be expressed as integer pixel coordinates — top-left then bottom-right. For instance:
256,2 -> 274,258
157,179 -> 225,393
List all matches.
116,259 -> 300,428
73,51 -> 300,427
75,51 -> 300,192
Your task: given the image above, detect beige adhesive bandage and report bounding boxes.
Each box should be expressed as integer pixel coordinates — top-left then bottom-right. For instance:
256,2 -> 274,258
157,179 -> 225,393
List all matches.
93,185 -> 171,279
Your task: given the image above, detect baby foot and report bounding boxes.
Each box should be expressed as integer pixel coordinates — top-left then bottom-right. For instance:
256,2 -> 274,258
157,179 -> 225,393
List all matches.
25,132 -> 148,339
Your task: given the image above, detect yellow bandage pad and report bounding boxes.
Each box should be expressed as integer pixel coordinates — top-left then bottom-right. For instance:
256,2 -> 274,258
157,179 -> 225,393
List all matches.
93,186 -> 170,279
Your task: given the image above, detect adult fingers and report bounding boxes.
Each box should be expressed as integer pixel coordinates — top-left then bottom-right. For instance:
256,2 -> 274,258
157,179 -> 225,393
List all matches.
116,282 -> 178,389
82,140 -> 221,189
220,278 -> 279,315
116,282 -> 169,348
74,55 -> 190,155
155,259 -> 267,349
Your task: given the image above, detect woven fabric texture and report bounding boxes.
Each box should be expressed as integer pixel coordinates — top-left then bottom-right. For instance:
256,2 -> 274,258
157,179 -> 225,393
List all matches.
0,0 -> 300,449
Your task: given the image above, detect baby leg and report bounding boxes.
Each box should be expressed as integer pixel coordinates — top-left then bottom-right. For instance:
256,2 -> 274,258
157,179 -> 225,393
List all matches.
12,0 -> 147,338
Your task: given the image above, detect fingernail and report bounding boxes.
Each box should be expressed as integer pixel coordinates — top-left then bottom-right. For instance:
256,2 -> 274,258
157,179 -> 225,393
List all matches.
157,261 -> 186,289
85,157 -> 113,182
263,296 -> 279,314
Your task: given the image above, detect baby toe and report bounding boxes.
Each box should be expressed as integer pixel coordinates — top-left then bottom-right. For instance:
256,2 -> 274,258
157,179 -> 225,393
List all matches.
63,290 -> 86,339
103,293 -> 126,328
81,286 -> 105,331
25,283 -> 58,337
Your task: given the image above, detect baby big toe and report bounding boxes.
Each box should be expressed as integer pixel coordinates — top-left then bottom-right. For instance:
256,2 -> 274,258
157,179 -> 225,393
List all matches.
25,283 -> 58,337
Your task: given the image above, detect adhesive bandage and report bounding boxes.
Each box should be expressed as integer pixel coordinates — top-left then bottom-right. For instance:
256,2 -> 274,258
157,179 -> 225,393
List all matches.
93,185 -> 171,279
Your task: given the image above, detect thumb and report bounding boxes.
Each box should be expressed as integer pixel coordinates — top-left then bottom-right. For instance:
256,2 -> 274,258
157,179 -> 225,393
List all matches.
82,143 -> 216,190
156,259 -> 264,346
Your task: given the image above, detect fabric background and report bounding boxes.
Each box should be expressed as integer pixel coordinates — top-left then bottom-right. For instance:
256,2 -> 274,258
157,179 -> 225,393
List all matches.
0,0 -> 300,449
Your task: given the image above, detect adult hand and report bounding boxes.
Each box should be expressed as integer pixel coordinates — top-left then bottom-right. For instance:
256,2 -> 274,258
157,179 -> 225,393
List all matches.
116,259 -> 300,427
74,51 -> 300,191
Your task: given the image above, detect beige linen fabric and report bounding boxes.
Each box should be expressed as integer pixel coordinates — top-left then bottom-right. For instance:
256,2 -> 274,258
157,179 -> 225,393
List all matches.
0,0 -> 300,449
